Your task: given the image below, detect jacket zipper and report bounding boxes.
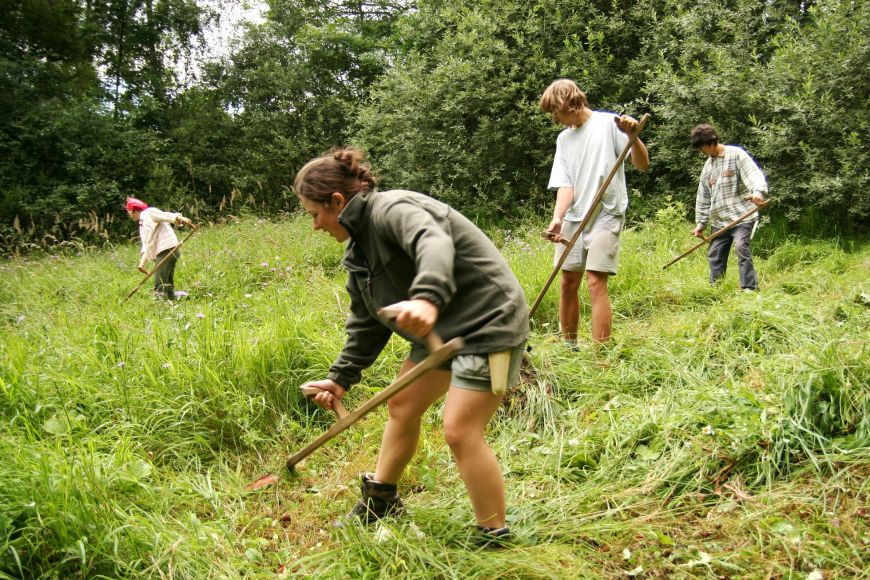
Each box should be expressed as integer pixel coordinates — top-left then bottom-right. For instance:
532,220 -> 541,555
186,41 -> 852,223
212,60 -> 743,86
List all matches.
341,220 -> 375,298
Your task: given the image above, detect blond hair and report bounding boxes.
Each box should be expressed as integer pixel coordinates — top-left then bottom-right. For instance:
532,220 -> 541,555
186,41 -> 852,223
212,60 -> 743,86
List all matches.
539,79 -> 589,115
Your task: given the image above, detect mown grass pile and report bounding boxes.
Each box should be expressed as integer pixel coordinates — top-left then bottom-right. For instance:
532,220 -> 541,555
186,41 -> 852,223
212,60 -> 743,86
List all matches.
1,206 -> 867,578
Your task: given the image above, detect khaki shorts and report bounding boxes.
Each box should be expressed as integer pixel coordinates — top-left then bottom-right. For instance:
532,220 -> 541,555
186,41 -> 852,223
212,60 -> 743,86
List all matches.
408,344 -> 525,392
554,212 -> 624,274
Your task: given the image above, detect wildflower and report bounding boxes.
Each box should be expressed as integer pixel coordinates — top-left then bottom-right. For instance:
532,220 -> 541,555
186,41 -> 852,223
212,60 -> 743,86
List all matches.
702,425 -> 715,436
408,522 -> 426,539
162,362 -> 171,369
16,314 -> 25,323
196,312 -> 205,319
374,523 -> 394,543
261,261 -> 269,268
117,361 -> 126,369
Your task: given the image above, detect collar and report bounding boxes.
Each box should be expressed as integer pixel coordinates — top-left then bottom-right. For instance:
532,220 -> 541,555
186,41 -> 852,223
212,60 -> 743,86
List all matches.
338,190 -> 375,238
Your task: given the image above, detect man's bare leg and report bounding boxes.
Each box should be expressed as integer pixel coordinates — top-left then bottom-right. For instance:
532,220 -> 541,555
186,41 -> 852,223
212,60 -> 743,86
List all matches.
559,270 -> 583,341
586,270 -> 612,343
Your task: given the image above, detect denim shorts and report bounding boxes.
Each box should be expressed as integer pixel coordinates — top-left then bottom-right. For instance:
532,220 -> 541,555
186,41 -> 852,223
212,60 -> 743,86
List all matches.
408,344 -> 525,392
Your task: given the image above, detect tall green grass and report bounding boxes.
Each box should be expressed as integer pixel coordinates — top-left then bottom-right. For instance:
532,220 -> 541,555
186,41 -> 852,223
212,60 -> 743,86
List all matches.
1,208 -> 866,578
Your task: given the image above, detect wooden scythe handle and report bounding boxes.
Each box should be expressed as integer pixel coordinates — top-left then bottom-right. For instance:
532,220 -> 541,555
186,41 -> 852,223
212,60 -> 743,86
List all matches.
285,301 -> 461,470
662,200 -> 772,270
286,336 -> 463,470
377,303 -> 444,352
300,386 -> 350,419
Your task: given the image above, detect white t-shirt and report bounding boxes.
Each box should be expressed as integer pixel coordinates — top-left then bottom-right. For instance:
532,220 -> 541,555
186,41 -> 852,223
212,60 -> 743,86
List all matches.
546,111 -> 630,221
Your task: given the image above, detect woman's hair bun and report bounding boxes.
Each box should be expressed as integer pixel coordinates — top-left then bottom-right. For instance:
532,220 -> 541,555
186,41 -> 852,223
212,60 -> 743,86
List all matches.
332,147 -> 375,190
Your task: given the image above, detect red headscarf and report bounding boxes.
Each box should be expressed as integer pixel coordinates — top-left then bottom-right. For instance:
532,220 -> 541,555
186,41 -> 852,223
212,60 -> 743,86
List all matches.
125,197 -> 149,212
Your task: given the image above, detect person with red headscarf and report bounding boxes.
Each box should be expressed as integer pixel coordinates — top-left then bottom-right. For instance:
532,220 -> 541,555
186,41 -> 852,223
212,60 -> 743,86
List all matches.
125,197 -> 193,300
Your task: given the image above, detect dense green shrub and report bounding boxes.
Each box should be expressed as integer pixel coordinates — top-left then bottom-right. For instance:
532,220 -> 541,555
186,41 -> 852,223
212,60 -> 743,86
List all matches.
753,1 -> 870,231
354,0 -> 652,217
353,0 -> 868,231
2,0 -> 867,251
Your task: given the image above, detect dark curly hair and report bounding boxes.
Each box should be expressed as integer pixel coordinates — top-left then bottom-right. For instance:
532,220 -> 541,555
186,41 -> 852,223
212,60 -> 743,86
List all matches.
690,124 -> 720,149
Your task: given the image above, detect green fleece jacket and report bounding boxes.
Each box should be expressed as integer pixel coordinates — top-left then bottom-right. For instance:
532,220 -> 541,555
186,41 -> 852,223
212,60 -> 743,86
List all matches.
327,190 -> 529,388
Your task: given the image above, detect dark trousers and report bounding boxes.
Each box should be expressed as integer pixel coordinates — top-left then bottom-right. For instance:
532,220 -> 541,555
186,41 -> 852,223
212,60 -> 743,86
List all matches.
707,221 -> 757,289
153,247 -> 179,299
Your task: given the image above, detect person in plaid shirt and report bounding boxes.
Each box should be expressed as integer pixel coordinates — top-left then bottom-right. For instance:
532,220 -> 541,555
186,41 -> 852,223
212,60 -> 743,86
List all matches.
690,124 -> 767,290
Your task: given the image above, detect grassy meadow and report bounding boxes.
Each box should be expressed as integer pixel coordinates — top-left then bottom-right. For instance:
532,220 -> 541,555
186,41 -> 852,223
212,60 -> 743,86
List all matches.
0,204 -> 867,578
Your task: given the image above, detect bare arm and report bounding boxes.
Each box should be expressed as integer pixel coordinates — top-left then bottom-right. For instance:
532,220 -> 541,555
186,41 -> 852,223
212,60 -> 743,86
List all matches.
615,115 -> 650,172
629,139 -> 649,172
545,187 -> 575,242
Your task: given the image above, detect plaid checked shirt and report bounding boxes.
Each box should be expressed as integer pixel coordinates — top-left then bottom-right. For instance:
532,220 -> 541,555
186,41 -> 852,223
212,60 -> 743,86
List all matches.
695,145 -> 767,230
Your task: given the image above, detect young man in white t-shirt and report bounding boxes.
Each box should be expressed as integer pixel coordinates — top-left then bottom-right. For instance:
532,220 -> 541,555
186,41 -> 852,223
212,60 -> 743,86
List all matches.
539,79 -> 649,344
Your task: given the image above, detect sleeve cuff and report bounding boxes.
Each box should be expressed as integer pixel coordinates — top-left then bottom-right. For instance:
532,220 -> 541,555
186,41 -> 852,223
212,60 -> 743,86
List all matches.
326,371 -> 353,390
410,291 -> 445,312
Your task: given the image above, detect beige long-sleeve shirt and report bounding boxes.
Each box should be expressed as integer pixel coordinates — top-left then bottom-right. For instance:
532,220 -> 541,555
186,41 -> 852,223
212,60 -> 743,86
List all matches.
138,207 -> 181,267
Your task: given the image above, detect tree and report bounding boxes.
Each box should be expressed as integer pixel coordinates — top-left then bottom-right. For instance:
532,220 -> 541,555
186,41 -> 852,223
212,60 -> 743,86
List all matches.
355,0 -> 867,231
208,0 -> 412,211
0,0 -> 213,248
754,0 -> 869,230
354,0 -> 650,218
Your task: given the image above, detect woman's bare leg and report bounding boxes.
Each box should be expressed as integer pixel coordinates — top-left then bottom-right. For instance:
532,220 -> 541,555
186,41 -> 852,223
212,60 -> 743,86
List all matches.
373,359 -> 451,484
442,387 -> 506,528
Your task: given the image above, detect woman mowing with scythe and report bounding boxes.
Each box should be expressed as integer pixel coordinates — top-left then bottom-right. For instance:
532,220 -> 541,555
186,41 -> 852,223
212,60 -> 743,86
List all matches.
294,147 -> 528,545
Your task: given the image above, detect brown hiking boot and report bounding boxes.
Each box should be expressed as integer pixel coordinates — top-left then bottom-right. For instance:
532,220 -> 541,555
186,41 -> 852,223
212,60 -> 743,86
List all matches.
336,474 -> 405,526
475,525 -> 513,548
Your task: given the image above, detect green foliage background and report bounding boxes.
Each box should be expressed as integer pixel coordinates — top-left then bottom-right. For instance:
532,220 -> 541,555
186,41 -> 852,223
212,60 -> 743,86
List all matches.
1,0 -> 868,250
